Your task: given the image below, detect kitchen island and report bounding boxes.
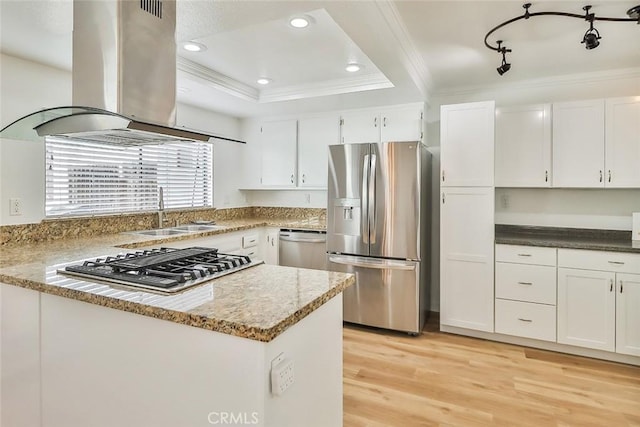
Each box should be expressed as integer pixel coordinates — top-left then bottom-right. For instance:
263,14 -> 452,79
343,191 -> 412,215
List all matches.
0,229 -> 353,427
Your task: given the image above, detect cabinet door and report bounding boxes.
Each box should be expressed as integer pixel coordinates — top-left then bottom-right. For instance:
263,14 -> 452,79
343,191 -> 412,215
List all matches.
552,99 -> 605,188
380,105 -> 423,142
616,273 -> 640,356
557,268 -> 615,351
440,101 -> 495,187
298,115 -> 339,187
340,110 -> 379,144
440,187 -> 495,332
605,96 -> 640,188
260,227 -> 279,265
495,104 -> 551,187
260,120 -> 297,186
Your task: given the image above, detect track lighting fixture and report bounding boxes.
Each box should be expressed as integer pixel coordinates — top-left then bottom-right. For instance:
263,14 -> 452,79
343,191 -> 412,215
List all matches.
485,3 -> 639,76
496,41 -> 511,75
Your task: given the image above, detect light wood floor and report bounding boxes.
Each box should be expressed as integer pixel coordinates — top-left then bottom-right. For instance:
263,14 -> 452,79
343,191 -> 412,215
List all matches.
343,315 -> 640,427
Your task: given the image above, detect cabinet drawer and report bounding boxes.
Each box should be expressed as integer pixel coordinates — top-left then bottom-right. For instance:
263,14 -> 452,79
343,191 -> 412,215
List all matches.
239,247 -> 258,258
495,244 -> 556,266
495,299 -> 556,342
558,249 -> 640,274
495,263 -> 556,305
242,234 -> 259,249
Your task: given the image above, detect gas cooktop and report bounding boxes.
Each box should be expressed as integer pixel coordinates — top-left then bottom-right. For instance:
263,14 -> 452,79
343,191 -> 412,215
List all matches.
58,247 -> 263,294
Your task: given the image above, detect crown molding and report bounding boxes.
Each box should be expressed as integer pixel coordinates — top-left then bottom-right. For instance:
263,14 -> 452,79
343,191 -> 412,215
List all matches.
177,57 -> 259,102
374,0 -> 434,99
259,74 -> 394,103
433,67 -> 640,98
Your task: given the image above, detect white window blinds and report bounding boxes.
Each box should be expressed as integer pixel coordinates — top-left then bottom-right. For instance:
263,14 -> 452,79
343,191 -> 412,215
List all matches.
45,138 -> 213,217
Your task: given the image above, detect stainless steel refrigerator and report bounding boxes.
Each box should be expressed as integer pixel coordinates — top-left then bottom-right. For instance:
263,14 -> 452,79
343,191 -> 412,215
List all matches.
326,142 -> 431,334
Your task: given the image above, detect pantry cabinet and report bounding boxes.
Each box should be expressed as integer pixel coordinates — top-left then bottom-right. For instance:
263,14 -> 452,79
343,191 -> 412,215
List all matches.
298,114 -> 340,188
340,103 -> 423,144
440,186 -> 494,332
605,96 -> 640,188
260,120 -> 297,187
440,101 -> 495,187
552,99 -> 605,188
557,249 -> 640,356
495,104 -> 551,187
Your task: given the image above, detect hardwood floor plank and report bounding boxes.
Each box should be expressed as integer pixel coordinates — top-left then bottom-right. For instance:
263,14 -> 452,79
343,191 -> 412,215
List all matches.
343,323 -> 640,427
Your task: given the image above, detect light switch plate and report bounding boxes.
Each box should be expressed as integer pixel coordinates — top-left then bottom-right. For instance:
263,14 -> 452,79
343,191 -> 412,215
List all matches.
633,212 -> 640,241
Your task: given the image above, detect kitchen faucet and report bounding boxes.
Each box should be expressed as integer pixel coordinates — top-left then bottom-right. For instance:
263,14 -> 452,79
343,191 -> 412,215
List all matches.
158,186 -> 168,228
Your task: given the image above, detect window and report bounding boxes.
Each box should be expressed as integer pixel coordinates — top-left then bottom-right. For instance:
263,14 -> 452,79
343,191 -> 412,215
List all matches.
45,138 -> 213,217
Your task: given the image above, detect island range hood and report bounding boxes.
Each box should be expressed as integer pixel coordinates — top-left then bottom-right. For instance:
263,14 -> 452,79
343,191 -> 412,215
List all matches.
1,0 -> 243,145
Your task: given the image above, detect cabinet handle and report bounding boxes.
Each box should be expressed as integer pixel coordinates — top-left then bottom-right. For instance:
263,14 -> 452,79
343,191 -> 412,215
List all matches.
517,281 -> 533,286
374,117 -> 378,128
442,193 -> 445,204
545,170 -> 548,182
442,170 -> 445,182
290,174 -> 294,184
608,261 -> 625,265
599,170 -> 603,183
620,280 -> 624,293
517,318 -> 532,323
517,253 -> 532,257
610,279 -> 613,292
302,174 -> 306,183
608,170 -> 611,183
383,117 -> 387,127
271,238 -> 275,247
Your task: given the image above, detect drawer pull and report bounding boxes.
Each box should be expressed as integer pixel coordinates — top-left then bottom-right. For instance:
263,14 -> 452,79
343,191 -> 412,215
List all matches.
620,280 -> 623,293
517,253 -> 532,257
517,281 -> 533,286
610,279 -> 613,292
608,261 -> 624,265
517,318 -> 533,323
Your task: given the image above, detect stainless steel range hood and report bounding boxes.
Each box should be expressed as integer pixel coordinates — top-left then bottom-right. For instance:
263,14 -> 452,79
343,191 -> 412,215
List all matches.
1,0 -> 243,145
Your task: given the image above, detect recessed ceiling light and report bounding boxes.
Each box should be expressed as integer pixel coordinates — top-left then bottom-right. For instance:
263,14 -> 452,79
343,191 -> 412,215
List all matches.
182,41 -> 207,52
289,16 -> 310,28
257,78 -> 272,85
345,63 -> 362,73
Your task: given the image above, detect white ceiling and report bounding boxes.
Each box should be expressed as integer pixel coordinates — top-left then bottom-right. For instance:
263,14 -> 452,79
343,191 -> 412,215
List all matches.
1,0 -> 639,118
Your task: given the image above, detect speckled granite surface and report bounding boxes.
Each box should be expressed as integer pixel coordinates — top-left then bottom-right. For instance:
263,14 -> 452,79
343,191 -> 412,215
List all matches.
495,225 -> 640,254
0,211 -> 345,342
0,206 -> 325,246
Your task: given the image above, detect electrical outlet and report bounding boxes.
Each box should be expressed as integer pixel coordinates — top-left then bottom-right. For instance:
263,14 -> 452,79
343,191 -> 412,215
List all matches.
304,193 -> 311,204
270,353 -> 295,396
9,198 -> 22,216
500,194 -> 510,209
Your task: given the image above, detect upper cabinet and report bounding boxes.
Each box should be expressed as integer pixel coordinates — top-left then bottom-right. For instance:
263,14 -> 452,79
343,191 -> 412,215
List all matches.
552,99 -> 605,188
605,96 -> 640,188
440,100 -> 495,187
260,119 -> 298,187
340,103 -> 423,144
495,104 -> 551,187
298,114 -> 340,188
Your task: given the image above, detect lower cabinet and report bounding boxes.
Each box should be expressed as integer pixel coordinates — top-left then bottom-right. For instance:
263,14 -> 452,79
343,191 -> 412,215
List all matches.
495,299 -> 556,342
261,227 -> 280,265
557,249 -> 640,357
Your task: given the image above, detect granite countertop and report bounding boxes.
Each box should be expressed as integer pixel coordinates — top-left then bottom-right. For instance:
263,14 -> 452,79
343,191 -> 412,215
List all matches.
0,216 -> 353,342
495,225 -> 640,254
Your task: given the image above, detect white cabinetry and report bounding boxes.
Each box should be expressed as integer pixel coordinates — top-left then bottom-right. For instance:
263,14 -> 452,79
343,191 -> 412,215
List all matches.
340,103 -> 423,144
557,249 -> 640,356
440,187 -> 494,332
552,99 -> 605,188
495,104 -> 551,187
298,114 -> 340,188
605,96 -> 640,188
261,227 -> 280,265
495,244 -> 557,342
440,101 -> 495,187
260,119 -> 297,187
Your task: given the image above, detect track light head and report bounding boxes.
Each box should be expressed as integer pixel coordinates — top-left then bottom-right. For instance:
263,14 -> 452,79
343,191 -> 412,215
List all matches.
497,60 -> 511,75
582,29 -> 601,49
496,41 -> 511,75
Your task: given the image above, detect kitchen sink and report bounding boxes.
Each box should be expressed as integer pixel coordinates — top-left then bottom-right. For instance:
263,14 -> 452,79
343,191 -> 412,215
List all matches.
172,224 -> 226,232
134,229 -> 190,236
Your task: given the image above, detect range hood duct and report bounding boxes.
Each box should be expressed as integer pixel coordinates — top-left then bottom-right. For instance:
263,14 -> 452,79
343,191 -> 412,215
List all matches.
0,0 -> 244,145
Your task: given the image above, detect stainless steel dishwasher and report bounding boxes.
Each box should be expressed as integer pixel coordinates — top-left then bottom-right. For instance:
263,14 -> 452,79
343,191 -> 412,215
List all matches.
279,229 -> 327,270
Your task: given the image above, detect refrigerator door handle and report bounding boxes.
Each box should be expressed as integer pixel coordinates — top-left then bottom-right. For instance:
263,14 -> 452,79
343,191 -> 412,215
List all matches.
368,153 -> 377,244
328,255 -> 416,271
361,154 -> 370,244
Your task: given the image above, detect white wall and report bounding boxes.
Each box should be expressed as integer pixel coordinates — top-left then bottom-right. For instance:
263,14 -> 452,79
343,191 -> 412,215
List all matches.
0,54 -> 245,225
